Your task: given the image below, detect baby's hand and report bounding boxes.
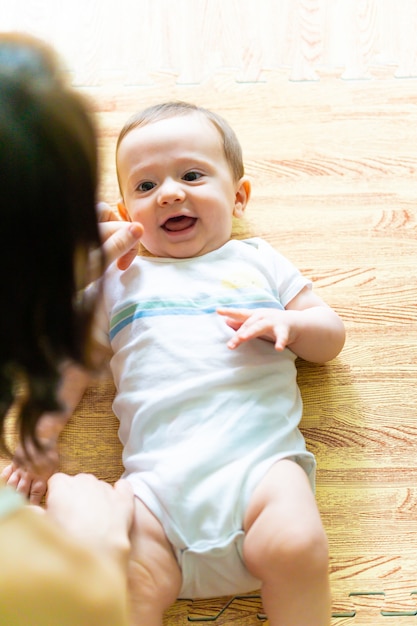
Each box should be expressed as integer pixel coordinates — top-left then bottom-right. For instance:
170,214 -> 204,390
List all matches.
217,307 -> 294,351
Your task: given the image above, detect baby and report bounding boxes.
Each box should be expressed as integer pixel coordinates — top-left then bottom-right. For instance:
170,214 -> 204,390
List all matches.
111,101 -> 344,625
7,101 -> 345,626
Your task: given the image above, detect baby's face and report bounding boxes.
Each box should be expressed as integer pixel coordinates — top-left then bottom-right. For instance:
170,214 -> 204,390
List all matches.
117,112 -> 248,258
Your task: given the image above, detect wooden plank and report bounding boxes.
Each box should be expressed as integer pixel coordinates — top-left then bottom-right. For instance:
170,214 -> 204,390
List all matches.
2,2 -> 417,623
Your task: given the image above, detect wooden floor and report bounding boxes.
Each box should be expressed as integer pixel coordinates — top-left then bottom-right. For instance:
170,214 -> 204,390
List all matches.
3,2 -> 417,623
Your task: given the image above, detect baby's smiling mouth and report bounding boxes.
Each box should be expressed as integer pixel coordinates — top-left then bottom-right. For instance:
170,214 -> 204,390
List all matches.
162,216 -> 197,232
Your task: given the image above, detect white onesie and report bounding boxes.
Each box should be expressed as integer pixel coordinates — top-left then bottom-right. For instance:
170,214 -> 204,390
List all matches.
94,238 -> 316,598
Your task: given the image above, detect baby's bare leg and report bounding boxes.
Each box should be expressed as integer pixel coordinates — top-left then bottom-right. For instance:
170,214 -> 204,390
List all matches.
128,497 -> 182,626
243,459 -> 331,626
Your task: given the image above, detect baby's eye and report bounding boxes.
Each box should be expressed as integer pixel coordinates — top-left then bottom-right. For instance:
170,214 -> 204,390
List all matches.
183,171 -> 202,182
137,181 -> 155,192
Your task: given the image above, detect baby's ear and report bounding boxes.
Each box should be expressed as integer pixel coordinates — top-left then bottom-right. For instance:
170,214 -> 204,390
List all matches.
233,177 -> 251,218
117,201 -> 131,222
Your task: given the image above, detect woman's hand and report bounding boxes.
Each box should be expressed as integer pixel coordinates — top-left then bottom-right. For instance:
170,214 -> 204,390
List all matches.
0,411 -> 66,504
1,366 -> 92,505
46,473 -> 134,567
86,202 -> 142,281
1,460 -> 52,505
97,202 -> 143,271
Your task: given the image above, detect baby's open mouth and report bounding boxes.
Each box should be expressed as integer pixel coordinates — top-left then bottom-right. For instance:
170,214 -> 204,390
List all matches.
162,216 -> 197,232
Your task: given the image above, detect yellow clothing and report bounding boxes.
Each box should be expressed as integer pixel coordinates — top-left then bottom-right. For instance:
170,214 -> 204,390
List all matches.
0,487 -> 128,626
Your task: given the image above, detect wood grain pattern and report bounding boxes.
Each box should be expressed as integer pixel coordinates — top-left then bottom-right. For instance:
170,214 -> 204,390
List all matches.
2,0 -> 417,83
1,2 -> 417,624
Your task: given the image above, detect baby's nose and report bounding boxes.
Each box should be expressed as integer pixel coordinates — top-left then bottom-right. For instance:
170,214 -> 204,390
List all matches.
158,179 -> 185,205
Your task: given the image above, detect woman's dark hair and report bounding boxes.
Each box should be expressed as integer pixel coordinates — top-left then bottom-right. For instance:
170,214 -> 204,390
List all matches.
0,33 -> 103,455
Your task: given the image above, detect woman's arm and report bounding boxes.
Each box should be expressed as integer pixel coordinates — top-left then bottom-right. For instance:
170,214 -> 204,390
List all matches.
0,474 -> 133,626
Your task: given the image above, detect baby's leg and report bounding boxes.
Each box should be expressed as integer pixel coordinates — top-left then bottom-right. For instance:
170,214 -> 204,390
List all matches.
128,497 -> 182,626
243,459 -> 331,626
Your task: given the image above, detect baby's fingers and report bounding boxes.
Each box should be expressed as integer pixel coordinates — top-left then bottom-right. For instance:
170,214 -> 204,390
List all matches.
217,307 -> 253,332
227,318 -> 268,349
274,329 -> 290,352
217,307 -> 251,322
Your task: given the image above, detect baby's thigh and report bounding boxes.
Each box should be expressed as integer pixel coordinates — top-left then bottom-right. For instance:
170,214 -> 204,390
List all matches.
129,498 -> 182,609
242,459 -> 328,577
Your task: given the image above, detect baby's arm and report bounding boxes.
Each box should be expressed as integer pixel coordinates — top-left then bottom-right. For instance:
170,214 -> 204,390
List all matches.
1,364 -> 91,504
217,286 -> 345,364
